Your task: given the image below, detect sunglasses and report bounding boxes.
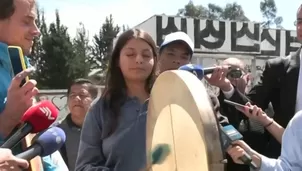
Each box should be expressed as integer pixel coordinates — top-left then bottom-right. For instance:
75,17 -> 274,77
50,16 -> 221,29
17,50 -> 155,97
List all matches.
227,69 -> 244,79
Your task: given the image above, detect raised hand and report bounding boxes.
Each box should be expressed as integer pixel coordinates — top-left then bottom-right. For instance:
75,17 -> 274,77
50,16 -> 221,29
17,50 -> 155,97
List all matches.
204,65 -> 233,91
237,102 -> 273,126
4,68 -> 39,121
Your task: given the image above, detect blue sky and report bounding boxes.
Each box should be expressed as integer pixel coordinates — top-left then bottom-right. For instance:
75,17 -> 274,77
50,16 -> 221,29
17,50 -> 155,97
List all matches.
38,0 -> 301,39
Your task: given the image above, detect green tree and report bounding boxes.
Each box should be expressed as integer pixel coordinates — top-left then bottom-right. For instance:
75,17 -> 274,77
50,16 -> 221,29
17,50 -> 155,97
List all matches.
122,24 -> 130,32
36,10 -> 88,89
91,14 -> 120,84
207,3 -> 223,20
177,1 -> 249,21
71,22 -> 92,78
221,2 -> 249,21
260,0 -> 283,28
177,1 -> 208,18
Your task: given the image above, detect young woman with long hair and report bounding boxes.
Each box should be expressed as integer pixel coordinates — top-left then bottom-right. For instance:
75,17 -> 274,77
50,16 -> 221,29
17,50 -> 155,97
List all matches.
75,29 -> 158,171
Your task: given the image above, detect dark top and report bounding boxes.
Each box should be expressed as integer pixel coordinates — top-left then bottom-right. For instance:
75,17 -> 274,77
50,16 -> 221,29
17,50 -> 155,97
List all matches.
58,114 -> 82,171
222,49 -> 300,159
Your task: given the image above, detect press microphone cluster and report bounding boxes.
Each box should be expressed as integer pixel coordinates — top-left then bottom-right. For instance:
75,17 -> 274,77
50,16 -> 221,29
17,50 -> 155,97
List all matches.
16,126 -> 66,160
178,64 -> 217,80
220,125 -> 258,169
1,100 -> 59,149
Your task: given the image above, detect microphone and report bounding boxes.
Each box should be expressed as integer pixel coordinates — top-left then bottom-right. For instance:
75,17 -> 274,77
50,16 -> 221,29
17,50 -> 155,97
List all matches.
178,64 -> 217,80
1,100 -> 58,149
220,125 -> 258,169
15,126 -> 66,160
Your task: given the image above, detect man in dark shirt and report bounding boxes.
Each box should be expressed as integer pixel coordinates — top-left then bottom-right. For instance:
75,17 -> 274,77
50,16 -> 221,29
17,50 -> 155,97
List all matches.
58,78 -> 98,171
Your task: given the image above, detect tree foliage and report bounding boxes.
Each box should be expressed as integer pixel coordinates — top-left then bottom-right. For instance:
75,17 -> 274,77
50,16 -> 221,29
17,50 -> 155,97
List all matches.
30,9 -> 121,88
90,15 -> 120,84
177,1 -> 249,21
260,0 -> 283,28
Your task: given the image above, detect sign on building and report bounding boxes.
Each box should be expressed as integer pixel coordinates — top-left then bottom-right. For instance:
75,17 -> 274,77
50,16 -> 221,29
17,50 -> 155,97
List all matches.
134,15 -> 300,57
132,15 -> 301,91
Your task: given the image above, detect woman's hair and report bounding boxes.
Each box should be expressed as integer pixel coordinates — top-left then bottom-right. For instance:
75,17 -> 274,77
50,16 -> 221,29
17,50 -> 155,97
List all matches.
101,29 -> 158,136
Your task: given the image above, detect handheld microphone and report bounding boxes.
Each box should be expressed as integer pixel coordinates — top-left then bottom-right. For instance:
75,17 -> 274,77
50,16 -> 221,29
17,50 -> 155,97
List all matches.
15,126 -> 66,160
220,125 -> 258,169
178,64 -> 217,80
1,100 -> 58,149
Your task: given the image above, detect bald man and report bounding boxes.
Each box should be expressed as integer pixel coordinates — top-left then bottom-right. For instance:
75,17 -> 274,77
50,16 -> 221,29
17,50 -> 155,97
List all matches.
221,58 -> 247,93
218,58 -> 276,171
218,5 -> 302,159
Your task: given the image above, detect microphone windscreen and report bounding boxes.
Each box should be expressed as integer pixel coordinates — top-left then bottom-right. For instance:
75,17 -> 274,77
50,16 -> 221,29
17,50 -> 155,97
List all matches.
34,126 -> 66,156
222,125 -> 243,141
21,100 -> 58,133
178,64 -> 204,79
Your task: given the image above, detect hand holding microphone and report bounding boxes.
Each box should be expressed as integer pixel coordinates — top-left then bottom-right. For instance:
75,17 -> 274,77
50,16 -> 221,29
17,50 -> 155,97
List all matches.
220,125 -> 258,169
0,148 -> 29,171
15,126 -> 66,161
178,64 -> 233,91
227,140 -> 262,169
1,100 -> 58,149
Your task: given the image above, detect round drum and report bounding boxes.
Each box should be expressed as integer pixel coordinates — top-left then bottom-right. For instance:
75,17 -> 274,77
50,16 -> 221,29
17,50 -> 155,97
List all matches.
146,70 -> 225,171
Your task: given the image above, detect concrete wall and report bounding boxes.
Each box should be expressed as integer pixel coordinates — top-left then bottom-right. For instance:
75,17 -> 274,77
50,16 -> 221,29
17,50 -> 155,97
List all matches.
37,86 -> 104,122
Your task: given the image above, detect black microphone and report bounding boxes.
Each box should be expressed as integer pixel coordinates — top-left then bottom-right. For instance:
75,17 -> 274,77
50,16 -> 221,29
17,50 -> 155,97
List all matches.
15,126 -> 66,160
220,125 -> 258,169
178,64 -> 220,80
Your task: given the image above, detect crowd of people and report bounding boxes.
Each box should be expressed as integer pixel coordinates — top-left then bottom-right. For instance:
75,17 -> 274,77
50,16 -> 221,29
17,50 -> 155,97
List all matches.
0,0 -> 302,171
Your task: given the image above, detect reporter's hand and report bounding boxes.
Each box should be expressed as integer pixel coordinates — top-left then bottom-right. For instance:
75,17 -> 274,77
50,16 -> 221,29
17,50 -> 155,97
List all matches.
0,148 -> 29,171
227,140 -> 261,166
3,68 -> 39,122
237,102 -> 273,126
204,65 -> 233,91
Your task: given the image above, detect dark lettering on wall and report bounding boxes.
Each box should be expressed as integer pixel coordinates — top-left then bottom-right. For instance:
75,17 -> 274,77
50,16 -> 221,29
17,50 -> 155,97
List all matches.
231,22 -> 260,52
156,16 -> 187,46
285,31 -> 300,56
260,29 -> 281,56
194,19 -> 225,49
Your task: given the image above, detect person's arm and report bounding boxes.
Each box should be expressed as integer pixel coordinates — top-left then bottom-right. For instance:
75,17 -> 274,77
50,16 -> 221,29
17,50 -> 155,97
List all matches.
219,60 -> 282,128
75,99 -> 111,171
226,59 -> 280,108
258,111 -> 302,170
0,109 -> 18,138
237,103 -> 284,144
208,93 -> 229,126
0,57 -> 37,138
263,120 -> 284,144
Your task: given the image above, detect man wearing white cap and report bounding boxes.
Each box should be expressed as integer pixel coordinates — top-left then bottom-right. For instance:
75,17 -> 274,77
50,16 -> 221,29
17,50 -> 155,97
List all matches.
157,31 -> 253,171
158,31 -> 194,72
157,31 -> 229,125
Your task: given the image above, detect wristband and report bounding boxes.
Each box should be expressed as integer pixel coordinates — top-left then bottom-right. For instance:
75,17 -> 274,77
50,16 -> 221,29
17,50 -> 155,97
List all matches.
264,120 -> 274,128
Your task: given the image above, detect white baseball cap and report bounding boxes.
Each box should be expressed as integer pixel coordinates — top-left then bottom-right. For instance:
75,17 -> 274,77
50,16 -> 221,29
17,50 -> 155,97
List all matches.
159,31 -> 194,53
